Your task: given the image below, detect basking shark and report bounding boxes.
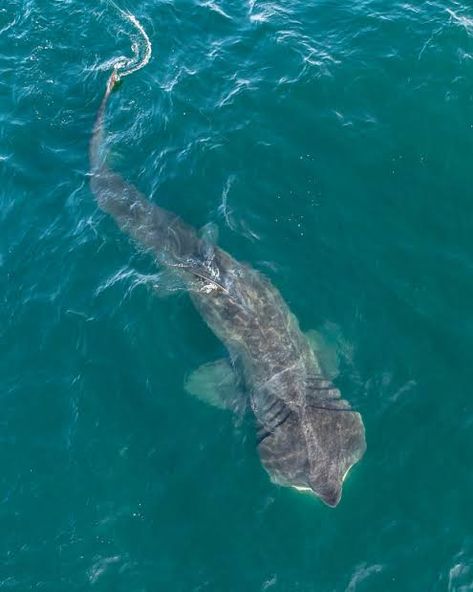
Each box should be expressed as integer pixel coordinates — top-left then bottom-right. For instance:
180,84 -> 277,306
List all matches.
89,71 -> 366,507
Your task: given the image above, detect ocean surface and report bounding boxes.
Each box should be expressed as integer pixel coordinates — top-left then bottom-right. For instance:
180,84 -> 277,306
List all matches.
1,0 -> 473,589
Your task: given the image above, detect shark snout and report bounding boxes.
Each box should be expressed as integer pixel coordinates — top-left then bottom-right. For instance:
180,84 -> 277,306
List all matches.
310,479 -> 342,507
317,484 -> 342,507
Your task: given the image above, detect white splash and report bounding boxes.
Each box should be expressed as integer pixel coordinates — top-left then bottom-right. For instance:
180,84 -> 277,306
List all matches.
106,2 -> 152,79
446,7 -> 473,33
346,563 -> 383,592
200,0 -> 232,20
218,174 -> 236,231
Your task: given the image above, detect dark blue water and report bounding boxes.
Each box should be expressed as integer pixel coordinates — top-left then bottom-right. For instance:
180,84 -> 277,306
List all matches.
1,0 -> 473,589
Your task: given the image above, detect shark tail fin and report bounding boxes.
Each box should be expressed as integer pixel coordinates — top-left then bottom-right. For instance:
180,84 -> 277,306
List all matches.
89,70 -> 120,173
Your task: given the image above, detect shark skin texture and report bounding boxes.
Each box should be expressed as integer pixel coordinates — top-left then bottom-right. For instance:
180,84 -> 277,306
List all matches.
89,72 -> 366,507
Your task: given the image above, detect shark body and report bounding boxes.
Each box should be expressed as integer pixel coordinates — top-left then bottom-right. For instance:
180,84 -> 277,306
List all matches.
89,73 -> 366,507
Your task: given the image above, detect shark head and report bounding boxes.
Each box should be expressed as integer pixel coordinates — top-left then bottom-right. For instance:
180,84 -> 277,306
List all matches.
305,406 -> 366,506
257,399 -> 366,507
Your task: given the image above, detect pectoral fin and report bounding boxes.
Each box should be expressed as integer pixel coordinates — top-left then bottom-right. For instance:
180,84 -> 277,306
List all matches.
306,329 -> 340,379
184,359 -> 245,412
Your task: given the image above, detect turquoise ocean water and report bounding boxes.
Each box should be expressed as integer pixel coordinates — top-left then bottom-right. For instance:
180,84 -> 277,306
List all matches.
1,0 -> 473,589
